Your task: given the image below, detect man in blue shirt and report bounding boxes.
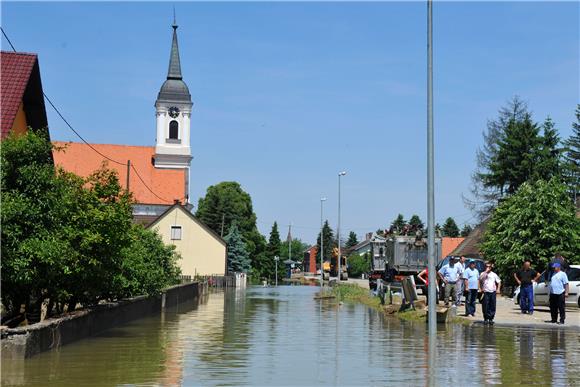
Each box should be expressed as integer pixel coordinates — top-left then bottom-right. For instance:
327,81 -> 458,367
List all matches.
463,260 -> 480,317
438,257 -> 460,307
549,263 -> 569,324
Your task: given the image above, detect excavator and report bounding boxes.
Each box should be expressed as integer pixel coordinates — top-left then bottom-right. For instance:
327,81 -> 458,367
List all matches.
322,247 -> 348,281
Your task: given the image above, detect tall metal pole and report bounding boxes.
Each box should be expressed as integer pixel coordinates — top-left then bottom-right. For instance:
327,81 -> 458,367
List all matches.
337,171 -> 346,280
275,256 -> 279,287
320,197 -> 327,286
427,0 -> 437,338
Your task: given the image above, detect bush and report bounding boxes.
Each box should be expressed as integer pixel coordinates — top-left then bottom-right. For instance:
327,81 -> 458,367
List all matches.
1,132 -> 181,323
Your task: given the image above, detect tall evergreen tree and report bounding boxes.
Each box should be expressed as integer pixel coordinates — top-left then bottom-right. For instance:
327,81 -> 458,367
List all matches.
345,231 -> 359,249
563,105 -> 580,203
466,96 -> 530,218
316,220 -> 336,263
487,114 -> 543,195
442,217 -> 460,237
224,223 -> 251,274
537,117 -> 562,180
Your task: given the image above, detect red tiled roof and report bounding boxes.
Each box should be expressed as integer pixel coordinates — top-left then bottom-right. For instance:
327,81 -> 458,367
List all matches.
1,51 -> 38,139
53,142 -> 186,205
442,237 -> 465,258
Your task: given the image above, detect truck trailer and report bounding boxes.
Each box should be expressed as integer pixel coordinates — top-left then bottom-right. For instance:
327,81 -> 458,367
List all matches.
368,234 -> 441,291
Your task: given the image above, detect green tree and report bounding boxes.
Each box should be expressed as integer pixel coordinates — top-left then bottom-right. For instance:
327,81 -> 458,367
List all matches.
563,105 -> 580,202
224,223 -> 251,273
345,231 -> 359,249
257,222 -> 281,281
467,96 -> 530,218
391,214 -> 406,234
195,182 -> 265,268
460,224 -> 473,237
347,252 -> 370,278
316,220 -> 336,263
481,178 -> 580,281
487,114 -> 543,195
1,132 -> 180,323
537,117 -> 562,181
442,217 -> 460,237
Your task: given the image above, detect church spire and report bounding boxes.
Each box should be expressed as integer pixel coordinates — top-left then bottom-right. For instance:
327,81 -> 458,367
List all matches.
167,13 -> 182,80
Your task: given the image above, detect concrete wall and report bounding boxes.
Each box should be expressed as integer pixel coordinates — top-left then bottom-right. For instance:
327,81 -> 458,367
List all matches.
150,206 -> 226,276
1,282 -> 202,359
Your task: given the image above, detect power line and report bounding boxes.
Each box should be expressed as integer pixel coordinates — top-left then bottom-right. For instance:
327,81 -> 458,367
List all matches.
2,27 -> 179,204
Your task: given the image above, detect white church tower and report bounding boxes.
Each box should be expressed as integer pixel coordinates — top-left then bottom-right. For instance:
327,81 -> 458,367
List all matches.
154,20 -> 192,169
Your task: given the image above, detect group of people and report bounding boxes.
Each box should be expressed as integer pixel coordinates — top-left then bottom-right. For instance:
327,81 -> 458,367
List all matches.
417,254 -> 570,325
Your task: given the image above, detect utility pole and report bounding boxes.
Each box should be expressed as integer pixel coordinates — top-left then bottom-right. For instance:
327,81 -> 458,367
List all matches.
126,160 -> 131,192
220,213 -> 225,237
320,197 -> 327,286
427,0 -> 437,339
337,171 -> 346,280
274,256 -> 279,286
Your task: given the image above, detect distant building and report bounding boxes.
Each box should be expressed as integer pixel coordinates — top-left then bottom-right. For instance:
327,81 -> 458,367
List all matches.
1,51 -> 49,141
350,233 -> 386,258
303,246 -> 318,274
139,203 -> 226,277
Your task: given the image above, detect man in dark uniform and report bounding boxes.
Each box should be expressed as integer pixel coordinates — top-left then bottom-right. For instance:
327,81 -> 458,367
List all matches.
513,260 -> 540,314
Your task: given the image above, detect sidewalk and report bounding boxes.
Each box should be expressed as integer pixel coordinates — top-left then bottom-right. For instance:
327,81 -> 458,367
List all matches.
452,296 -> 580,328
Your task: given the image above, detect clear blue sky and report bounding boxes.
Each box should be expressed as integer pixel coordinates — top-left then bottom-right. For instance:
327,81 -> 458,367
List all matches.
3,2 -> 579,244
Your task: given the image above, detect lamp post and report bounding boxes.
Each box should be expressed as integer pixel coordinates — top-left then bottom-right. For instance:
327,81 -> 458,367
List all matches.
274,255 -> 279,287
320,197 -> 327,286
337,171 -> 347,281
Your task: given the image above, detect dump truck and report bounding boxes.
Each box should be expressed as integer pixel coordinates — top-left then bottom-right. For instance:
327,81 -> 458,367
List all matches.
322,247 -> 348,281
368,234 -> 441,291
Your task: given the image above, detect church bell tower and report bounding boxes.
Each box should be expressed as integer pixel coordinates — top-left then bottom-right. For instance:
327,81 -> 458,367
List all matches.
154,20 -> 192,169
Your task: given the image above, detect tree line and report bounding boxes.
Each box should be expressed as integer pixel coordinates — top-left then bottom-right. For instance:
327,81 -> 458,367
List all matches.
1,132 -> 181,326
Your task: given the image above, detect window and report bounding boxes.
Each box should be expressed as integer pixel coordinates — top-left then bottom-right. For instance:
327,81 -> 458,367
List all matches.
170,226 -> 182,240
169,120 -> 179,139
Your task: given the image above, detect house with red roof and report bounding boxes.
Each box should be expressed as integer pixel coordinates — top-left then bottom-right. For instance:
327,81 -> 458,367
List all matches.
1,51 -> 49,141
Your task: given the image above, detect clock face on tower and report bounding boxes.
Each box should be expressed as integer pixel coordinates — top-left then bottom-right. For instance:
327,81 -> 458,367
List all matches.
168,106 -> 180,118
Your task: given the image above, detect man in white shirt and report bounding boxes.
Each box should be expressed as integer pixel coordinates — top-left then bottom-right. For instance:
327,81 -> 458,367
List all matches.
479,263 -> 501,325
455,256 -> 466,306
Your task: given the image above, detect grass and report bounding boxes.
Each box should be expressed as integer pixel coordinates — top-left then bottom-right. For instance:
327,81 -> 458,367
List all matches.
330,283 -> 382,310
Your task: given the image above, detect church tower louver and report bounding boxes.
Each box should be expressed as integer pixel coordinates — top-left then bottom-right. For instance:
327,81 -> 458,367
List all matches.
154,19 -> 192,170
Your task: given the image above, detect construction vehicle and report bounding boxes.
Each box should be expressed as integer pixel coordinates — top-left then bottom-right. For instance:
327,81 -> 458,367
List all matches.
368,232 -> 441,291
322,247 -> 348,281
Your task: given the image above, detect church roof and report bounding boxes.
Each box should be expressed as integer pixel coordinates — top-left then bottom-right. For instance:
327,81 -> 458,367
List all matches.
1,51 -> 48,139
52,141 -> 186,205
156,23 -> 191,105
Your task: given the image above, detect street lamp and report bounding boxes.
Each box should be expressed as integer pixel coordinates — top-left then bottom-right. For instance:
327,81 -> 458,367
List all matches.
337,171 -> 346,281
320,197 -> 327,286
274,255 -> 280,287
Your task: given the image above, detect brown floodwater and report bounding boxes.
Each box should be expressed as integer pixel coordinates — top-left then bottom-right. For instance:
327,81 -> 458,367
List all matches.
2,285 -> 579,386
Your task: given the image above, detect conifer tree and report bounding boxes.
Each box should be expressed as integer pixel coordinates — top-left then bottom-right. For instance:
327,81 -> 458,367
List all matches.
225,223 -> 251,274
316,220 -> 335,262
442,217 -> 460,237
345,231 -> 359,249
564,105 -> 580,202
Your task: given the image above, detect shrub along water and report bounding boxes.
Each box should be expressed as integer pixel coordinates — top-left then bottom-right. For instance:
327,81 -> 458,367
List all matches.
1,131 -> 181,326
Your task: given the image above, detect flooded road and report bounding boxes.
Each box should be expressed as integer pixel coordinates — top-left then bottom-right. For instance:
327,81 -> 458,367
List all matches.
2,285 -> 579,386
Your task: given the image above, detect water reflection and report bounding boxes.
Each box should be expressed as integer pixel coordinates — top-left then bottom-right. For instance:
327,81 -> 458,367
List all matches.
1,286 -> 579,386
